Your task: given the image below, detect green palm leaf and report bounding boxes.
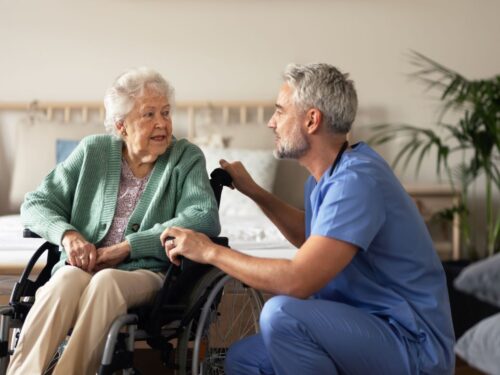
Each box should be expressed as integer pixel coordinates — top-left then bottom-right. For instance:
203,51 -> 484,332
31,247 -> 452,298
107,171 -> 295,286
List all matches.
368,50 -> 500,256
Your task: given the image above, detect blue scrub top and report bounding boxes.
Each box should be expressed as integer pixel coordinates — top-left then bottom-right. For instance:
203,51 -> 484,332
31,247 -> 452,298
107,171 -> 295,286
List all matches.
305,142 -> 455,374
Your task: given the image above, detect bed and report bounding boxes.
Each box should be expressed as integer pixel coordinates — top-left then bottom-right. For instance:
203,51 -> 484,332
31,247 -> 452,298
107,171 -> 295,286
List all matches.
0,100 -> 301,274
0,99 -> 461,271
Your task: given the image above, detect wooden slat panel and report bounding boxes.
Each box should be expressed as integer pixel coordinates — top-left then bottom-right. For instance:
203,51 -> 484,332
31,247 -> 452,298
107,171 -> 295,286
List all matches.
0,101 -> 275,129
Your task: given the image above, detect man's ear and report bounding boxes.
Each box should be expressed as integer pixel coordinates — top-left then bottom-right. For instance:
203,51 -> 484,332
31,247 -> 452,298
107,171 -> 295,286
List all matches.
305,108 -> 322,134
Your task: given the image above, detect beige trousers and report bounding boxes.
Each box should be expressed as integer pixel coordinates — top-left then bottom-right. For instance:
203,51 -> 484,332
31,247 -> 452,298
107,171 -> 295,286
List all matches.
7,266 -> 164,375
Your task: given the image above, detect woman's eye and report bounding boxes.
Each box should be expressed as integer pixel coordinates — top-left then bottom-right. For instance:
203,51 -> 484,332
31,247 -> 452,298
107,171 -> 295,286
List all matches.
162,111 -> 170,117
143,112 -> 154,118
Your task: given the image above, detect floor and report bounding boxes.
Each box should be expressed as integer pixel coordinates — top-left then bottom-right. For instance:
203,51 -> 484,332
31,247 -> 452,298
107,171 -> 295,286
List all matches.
0,275 -> 16,305
134,349 -> 173,374
0,275 -> 487,375
132,351 -> 489,375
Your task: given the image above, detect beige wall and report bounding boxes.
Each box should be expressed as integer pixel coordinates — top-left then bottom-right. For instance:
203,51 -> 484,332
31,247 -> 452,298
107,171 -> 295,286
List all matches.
0,0 -> 498,248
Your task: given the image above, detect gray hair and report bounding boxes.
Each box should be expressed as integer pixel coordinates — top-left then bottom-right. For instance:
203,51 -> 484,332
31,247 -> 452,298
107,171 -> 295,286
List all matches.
283,63 -> 358,134
103,67 -> 175,136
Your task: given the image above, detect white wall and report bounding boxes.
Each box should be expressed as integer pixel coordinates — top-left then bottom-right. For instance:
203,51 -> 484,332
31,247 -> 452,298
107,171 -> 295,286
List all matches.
0,0 -> 498,248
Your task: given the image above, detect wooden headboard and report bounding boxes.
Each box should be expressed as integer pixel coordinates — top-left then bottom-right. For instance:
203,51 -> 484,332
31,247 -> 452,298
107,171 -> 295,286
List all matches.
0,100 -> 307,210
0,100 -> 275,140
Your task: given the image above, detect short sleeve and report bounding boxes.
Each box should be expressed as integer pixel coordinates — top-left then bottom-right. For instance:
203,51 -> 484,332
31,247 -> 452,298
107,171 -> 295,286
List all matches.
311,168 -> 385,251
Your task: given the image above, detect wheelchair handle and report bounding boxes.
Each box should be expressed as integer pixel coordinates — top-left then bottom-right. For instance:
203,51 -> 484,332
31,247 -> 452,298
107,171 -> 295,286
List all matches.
210,168 -> 232,208
210,168 -> 232,187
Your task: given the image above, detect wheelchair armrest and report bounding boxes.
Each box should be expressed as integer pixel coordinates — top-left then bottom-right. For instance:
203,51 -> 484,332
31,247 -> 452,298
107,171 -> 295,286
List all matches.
23,228 -> 41,238
11,241 -> 60,305
11,229 -> 59,305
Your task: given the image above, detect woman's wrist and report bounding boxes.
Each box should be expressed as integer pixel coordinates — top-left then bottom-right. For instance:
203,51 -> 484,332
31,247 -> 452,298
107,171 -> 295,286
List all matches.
61,230 -> 81,247
117,240 -> 131,255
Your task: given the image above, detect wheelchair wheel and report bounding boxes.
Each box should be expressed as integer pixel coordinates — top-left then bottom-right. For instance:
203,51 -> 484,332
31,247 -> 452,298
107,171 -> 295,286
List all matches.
42,350 -> 60,375
175,269 -> 264,375
0,309 -> 61,375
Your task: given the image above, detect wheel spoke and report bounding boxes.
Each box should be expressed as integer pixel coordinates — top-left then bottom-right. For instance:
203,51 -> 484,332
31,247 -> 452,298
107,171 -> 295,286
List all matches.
175,271 -> 264,375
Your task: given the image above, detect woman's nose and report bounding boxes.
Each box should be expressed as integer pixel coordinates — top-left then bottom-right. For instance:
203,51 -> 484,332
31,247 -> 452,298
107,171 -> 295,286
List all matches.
155,114 -> 169,128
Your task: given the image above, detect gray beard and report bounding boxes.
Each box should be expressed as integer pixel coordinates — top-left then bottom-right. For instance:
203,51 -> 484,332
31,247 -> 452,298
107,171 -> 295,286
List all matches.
273,138 -> 310,160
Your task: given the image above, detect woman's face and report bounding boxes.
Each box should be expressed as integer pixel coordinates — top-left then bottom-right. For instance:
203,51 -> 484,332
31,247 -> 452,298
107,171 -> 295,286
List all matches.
119,88 -> 173,163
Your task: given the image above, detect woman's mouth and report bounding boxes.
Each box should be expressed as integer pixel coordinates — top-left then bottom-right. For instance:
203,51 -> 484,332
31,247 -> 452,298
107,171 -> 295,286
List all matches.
150,135 -> 167,142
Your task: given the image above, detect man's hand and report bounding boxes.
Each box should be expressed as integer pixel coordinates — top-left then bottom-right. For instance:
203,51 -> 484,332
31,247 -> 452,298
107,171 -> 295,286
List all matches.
219,159 -> 260,198
94,241 -> 131,271
62,230 -> 97,272
161,227 -> 215,266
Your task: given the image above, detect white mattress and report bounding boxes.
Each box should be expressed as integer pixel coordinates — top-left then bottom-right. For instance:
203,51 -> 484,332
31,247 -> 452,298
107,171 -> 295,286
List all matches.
220,214 -> 297,259
0,215 -> 45,266
0,214 -> 297,268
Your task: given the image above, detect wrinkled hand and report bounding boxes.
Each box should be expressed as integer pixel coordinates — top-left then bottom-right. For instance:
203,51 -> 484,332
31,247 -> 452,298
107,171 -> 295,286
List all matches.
219,159 -> 259,197
160,227 -> 214,266
94,241 -> 131,272
62,230 -> 97,272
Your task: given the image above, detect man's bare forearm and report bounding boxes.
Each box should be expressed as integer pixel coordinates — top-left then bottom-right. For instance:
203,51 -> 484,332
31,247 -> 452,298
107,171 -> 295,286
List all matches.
249,185 -> 305,247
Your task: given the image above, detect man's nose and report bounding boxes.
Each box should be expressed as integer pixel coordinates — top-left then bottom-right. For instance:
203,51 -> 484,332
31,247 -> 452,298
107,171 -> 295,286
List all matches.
267,116 -> 276,128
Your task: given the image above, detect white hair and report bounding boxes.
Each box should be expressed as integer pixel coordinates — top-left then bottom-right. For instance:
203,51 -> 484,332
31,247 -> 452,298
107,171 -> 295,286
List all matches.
283,63 -> 358,134
103,67 -> 175,136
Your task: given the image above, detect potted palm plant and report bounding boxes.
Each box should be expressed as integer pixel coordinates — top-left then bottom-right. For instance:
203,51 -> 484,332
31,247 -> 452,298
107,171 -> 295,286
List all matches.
369,51 -> 500,259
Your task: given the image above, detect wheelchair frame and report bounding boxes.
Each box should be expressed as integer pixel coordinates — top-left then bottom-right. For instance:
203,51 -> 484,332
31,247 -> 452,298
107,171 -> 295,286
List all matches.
0,169 -> 264,375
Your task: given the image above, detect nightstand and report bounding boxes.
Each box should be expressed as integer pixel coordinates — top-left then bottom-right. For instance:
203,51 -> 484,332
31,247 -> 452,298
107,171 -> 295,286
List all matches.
405,186 -> 461,260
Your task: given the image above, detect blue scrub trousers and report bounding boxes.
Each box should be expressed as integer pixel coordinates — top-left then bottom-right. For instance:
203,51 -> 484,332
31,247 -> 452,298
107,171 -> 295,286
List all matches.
225,295 -> 419,375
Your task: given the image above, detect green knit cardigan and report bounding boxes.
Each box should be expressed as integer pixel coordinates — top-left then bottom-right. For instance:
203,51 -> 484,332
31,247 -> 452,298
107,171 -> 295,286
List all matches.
21,134 -> 221,274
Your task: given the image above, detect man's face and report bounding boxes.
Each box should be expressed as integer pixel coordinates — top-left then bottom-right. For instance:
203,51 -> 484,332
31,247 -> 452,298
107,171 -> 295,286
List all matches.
268,83 -> 310,159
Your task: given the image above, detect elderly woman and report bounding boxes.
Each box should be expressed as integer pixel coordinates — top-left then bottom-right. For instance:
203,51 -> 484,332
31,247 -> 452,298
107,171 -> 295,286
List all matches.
7,68 -> 220,375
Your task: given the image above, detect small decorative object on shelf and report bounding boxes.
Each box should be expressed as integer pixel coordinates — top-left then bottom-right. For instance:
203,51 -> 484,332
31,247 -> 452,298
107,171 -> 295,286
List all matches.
405,186 -> 461,260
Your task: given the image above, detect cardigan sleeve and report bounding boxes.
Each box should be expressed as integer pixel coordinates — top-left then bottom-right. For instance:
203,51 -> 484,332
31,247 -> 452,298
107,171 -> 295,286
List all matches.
20,141 -> 86,245
126,145 -> 221,261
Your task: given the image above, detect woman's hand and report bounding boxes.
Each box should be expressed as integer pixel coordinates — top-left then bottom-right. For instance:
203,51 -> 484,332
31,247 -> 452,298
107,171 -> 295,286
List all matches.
161,227 -> 215,266
61,230 -> 97,272
94,241 -> 131,271
219,159 -> 260,198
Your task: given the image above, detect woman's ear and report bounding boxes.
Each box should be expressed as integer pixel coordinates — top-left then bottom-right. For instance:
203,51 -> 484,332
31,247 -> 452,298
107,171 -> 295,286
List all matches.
305,108 -> 322,134
116,121 -> 127,136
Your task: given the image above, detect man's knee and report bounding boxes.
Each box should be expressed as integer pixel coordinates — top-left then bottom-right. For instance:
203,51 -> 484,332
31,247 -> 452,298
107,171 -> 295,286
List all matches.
259,295 -> 302,338
225,335 -> 273,375
225,338 -> 247,373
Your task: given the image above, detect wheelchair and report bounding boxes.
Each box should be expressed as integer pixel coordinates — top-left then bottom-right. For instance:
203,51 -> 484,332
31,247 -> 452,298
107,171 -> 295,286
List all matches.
0,168 -> 265,375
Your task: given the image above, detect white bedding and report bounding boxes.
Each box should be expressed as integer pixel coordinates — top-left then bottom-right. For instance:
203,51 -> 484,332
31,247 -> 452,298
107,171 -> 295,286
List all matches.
220,214 -> 297,259
0,214 -> 297,269
0,215 -> 45,267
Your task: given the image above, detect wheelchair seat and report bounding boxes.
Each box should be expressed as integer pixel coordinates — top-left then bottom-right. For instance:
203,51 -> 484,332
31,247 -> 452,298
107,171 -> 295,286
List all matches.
0,168 -> 264,375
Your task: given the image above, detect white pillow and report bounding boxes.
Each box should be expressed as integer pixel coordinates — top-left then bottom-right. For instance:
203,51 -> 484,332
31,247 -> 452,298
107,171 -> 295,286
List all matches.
200,146 -> 278,217
454,253 -> 500,308
9,118 -> 105,210
455,312 -> 500,375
